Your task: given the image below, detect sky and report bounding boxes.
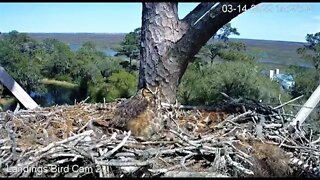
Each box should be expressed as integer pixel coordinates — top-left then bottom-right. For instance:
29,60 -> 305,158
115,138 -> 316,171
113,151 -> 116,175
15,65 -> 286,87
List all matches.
0,2 -> 320,42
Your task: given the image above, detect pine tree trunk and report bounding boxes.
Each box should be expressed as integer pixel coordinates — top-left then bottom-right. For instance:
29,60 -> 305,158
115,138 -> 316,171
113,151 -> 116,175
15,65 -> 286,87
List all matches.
138,3 -> 186,103
138,2 -> 258,104
113,2 -> 259,138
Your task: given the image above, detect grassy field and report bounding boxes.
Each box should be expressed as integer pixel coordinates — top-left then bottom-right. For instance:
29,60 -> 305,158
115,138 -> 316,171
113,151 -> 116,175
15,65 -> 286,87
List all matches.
232,38 -> 313,68
0,97 -> 16,110
41,78 -> 78,89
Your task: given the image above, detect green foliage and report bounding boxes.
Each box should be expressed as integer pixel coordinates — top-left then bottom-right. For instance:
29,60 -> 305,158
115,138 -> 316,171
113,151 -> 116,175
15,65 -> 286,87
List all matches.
0,85 -> 3,97
0,29 -> 297,113
200,41 -> 255,64
214,23 -> 240,42
41,38 -> 75,81
287,65 -> 318,98
0,30 -> 45,93
90,70 -> 138,102
199,42 -> 227,64
97,57 -> 124,79
178,60 -> 290,106
219,42 -> 254,62
115,28 -> 140,57
73,42 -> 107,84
297,32 -> 320,72
295,32 -> 320,98
199,23 -> 251,64
107,70 -> 137,98
114,28 -> 141,70
0,31 -> 134,105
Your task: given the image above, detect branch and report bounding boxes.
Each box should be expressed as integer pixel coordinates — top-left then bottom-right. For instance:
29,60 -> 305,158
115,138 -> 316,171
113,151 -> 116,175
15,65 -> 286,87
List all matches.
35,130 -> 94,156
174,2 -> 261,61
182,2 -> 217,25
273,95 -> 303,110
102,131 -> 131,159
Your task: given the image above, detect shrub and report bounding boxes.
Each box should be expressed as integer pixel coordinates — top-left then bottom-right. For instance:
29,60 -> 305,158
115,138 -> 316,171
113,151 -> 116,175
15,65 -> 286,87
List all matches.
178,60 -> 291,106
107,70 -> 137,98
89,70 -> 138,102
287,66 -> 318,98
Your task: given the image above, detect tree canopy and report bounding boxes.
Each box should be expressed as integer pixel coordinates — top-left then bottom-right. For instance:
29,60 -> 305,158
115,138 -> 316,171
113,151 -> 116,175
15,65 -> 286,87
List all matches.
297,32 -> 320,71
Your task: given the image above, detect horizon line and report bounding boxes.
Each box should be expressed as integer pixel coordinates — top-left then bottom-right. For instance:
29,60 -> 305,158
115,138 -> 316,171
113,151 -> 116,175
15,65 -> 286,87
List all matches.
0,31 -> 307,43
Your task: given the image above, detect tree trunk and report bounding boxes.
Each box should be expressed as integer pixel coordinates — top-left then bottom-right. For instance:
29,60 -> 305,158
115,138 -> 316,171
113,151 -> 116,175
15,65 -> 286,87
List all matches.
138,2 -> 258,104
210,53 -> 218,65
129,55 -> 132,71
137,3 -> 182,103
113,2 -> 259,138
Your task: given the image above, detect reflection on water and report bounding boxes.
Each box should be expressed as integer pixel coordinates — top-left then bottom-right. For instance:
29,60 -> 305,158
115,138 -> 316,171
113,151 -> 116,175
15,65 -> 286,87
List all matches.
28,43 -> 118,108
32,84 -> 81,107
1,85 -> 79,111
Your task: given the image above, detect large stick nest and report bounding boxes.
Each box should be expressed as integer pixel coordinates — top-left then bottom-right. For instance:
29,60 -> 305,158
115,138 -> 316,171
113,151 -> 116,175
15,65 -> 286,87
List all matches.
0,98 -> 320,177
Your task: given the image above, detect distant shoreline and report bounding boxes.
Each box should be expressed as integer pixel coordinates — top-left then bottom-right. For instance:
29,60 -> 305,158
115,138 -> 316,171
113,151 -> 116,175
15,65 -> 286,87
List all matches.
0,32 -> 311,68
0,32 -> 306,44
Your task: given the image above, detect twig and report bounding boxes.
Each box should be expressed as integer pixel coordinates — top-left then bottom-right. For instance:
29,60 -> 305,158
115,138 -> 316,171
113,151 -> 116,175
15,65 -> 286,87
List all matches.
311,136 -> 320,145
273,95 -> 303,110
77,118 -> 94,133
102,131 -> 131,159
161,103 -> 219,111
215,111 -> 253,128
35,130 -> 94,156
263,123 -> 282,129
60,144 -> 94,162
180,153 -> 196,170
226,142 -> 250,159
79,97 -> 90,104
148,160 -> 195,175
234,153 -> 253,166
255,116 -> 264,139
221,127 -> 240,137
168,129 -> 200,147
225,154 -> 254,175
266,141 -> 320,152
278,94 -> 286,115
96,159 -> 152,167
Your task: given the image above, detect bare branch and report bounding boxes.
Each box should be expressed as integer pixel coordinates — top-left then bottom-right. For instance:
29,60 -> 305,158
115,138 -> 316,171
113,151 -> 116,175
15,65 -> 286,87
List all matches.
102,131 -> 131,158
182,2 -> 217,25
273,95 -> 303,110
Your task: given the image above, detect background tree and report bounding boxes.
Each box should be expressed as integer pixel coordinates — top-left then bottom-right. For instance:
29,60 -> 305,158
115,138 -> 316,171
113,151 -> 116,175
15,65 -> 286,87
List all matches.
289,67 -> 318,98
293,32 -> 320,97
41,38 -> 75,82
0,31 -> 44,94
0,31 -> 140,108
215,23 -> 240,42
297,32 -> 320,79
199,23 -> 247,65
199,42 -> 227,65
115,27 -> 141,71
293,33 -> 320,133
218,42 -> 254,62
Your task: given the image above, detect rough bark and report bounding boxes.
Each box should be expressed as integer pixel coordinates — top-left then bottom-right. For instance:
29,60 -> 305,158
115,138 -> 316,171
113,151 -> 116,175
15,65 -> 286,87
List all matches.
138,2 -> 183,103
138,2 -> 260,103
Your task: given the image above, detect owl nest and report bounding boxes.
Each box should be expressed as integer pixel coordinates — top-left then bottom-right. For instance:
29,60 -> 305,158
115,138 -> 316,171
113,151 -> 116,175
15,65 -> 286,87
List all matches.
0,98 -> 319,178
